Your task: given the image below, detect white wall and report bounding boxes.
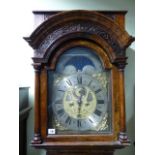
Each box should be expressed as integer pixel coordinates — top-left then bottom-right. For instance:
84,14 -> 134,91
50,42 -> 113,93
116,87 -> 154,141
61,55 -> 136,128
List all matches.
12,0 -> 134,155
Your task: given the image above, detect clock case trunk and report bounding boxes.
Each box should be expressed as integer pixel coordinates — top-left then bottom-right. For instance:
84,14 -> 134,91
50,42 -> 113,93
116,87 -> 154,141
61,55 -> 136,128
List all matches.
24,10 -> 134,155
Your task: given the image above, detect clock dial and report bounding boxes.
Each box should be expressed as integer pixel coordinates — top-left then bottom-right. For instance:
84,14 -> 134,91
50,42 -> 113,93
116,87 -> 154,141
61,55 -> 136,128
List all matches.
52,73 -> 107,131
47,46 -> 112,133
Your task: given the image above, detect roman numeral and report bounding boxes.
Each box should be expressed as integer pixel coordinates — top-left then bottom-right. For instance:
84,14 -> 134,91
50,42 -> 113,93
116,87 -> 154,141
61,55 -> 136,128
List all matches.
58,89 -> 65,92
65,116 -> 72,125
77,75 -> 82,84
57,109 -> 65,117
55,100 -> 62,104
94,109 -> 102,116
77,120 -> 81,128
66,79 -> 72,86
88,118 -> 94,123
88,80 -> 92,86
97,100 -> 104,104
95,88 -> 102,94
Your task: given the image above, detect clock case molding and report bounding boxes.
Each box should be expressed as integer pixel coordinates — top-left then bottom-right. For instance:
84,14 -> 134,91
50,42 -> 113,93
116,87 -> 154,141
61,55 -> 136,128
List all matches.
24,10 -> 134,154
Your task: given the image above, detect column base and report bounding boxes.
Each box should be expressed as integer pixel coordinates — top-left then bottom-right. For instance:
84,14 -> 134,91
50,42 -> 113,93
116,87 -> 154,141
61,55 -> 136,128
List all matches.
118,132 -> 130,144
31,133 -> 42,144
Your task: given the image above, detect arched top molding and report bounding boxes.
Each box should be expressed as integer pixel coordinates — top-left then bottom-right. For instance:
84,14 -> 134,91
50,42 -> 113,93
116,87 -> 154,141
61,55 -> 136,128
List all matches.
24,10 -> 134,64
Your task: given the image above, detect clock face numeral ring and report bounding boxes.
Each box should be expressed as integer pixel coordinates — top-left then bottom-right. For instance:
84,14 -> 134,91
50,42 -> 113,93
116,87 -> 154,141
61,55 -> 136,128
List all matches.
53,73 -> 107,131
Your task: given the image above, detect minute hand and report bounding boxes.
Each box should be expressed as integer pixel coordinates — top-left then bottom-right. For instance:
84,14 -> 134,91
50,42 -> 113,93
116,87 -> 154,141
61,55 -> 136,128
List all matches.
77,95 -> 83,118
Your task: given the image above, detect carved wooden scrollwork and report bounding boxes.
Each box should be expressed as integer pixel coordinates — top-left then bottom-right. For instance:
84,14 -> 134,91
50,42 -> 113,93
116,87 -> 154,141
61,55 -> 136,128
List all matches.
36,22 -> 122,58
24,10 -> 134,67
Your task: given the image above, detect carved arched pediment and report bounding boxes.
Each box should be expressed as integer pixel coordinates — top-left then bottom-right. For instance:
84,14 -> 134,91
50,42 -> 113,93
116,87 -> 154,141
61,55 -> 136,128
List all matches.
24,10 -> 134,64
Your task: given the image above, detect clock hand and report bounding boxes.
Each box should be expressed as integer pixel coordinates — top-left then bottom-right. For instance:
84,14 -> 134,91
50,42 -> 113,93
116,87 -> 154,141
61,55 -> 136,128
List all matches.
73,87 -> 87,118
73,90 -> 78,99
77,95 -> 82,118
72,89 -> 81,118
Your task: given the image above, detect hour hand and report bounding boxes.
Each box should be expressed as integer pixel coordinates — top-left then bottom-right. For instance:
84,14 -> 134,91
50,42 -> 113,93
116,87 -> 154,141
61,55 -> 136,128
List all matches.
76,100 -> 81,118
87,92 -> 93,101
72,90 -> 79,99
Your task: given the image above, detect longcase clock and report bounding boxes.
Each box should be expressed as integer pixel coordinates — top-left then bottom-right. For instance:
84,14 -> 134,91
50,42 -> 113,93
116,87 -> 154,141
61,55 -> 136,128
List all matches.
24,10 -> 134,155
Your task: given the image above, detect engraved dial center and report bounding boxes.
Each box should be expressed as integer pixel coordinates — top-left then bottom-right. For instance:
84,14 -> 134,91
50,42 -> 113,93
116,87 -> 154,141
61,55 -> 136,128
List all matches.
63,85 -> 97,119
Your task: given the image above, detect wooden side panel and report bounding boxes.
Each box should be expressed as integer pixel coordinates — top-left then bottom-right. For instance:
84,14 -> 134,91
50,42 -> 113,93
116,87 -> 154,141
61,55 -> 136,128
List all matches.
40,67 -> 48,138
31,64 -> 42,144
111,66 -> 120,140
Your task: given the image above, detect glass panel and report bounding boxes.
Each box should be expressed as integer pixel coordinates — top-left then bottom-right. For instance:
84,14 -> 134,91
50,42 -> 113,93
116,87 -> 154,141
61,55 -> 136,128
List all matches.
47,46 -> 112,134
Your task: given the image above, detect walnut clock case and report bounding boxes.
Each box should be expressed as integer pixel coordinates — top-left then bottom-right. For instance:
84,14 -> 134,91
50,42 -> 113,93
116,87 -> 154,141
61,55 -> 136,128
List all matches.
24,10 -> 134,155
